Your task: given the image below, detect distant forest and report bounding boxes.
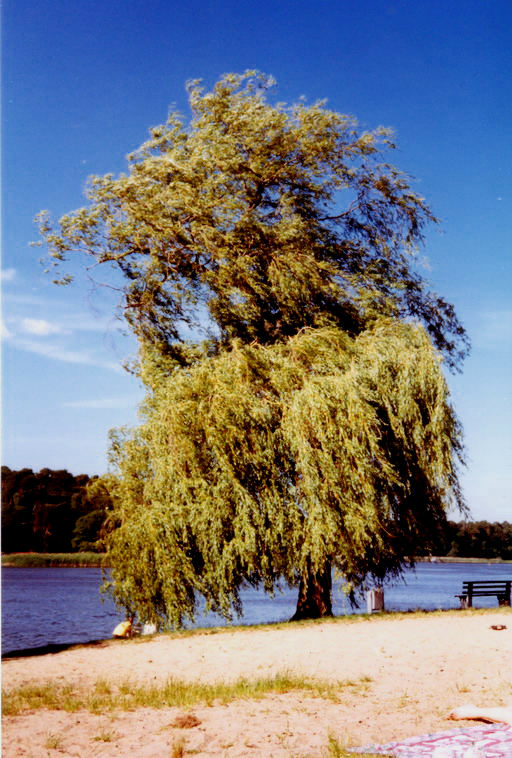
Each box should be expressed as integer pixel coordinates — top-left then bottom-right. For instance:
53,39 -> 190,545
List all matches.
1,466 -> 112,553
2,466 -> 512,559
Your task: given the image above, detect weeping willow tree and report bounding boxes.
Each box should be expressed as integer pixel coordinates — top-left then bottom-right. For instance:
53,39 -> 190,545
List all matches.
103,322 -> 463,625
38,71 -> 467,623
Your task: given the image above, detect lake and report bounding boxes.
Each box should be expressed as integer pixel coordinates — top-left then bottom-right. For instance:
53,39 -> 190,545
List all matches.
2,562 -> 511,656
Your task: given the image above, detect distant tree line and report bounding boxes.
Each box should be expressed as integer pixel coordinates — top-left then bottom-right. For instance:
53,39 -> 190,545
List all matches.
431,520 -> 512,560
2,466 -> 511,559
1,466 -> 111,553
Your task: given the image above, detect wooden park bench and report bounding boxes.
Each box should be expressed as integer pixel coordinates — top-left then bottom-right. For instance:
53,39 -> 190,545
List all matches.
456,579 -> 511,609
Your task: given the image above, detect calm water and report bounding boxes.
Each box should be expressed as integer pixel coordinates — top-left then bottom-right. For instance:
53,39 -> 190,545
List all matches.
2,563 -> 510,655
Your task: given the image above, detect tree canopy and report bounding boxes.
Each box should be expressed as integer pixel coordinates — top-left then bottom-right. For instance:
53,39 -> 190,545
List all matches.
39,71 -> 467,370
1,466 -> 110,553
104,322 -> 463,626
38,72 -> 468,625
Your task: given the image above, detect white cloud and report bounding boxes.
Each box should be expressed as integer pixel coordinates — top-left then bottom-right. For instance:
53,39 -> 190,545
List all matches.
20,318 -> 64,336
12,337 -> 123,372
0,268 -> 16,282
62,396 -> 139,409
1,320 -> 12,339
2,291 -> 134,371
3,295 -> 125,336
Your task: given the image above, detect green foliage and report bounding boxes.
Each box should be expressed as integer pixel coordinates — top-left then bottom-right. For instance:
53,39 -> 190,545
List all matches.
37,71 -> 469,624
1,466 -> 111,553
446,521 -> 512,560
71,510 -> 105,551
105,320 -> 463,626
38,71 -> 467,370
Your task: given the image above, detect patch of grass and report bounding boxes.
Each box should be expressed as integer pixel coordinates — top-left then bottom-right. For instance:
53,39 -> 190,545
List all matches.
323,735 -> 382,757
1,552 -> 106,568
93,729 -> 118,743
3,671 -> 370,716
94,678 -> 113,695
4,682 -> 82,714
44,731 -> 64,750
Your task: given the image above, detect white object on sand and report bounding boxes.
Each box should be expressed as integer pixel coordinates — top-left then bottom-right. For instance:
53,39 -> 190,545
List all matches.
448,703 -> 512,726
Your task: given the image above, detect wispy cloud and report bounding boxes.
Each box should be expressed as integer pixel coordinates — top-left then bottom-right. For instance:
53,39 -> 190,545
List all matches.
1,320 -> 12,339
20,317 -> 64,336
62,396 -> 140,409
11,337 -> 123,372
2,297 -> 134,371
4,299 -> 122,335
0,268 -> 16,282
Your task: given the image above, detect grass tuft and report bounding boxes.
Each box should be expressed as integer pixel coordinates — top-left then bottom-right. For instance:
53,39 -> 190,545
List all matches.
93,729 -> 118,742
324,735 -> 382,757
3,671 -> 370,716
44,731 -> 64,750
5,682 -> 82,713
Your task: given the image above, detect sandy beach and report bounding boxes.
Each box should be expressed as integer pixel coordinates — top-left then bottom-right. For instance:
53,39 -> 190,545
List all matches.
3,609 -> 512,757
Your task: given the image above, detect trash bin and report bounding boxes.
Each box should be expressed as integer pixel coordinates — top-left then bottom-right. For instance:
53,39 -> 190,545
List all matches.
366,588 -> 385,613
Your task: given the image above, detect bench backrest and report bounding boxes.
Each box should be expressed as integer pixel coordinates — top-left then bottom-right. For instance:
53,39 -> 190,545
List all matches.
462,580 -> 511,592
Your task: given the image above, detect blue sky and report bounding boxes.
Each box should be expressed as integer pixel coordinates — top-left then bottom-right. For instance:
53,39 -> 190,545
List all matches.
2,0 -> 511,521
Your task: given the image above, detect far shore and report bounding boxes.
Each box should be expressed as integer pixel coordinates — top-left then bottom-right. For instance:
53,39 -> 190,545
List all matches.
1,552 -> 107,568
3,608 -> 512,757
2,551 -> 512,568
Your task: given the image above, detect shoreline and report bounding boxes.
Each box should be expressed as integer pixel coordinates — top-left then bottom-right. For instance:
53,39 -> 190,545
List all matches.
2,606 -> 509,661
1,552 -> 106,568
3,552 -> 512,568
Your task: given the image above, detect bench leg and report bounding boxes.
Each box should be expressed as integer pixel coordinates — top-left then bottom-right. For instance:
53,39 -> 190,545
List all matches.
498,595 -> 509,607
459,596 -> 468,609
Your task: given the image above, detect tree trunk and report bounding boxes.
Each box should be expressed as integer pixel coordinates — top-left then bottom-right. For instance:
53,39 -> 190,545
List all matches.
290,558 -> 333,621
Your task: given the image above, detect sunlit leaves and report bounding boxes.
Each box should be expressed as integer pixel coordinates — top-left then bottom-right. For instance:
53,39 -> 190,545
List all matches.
38,70 -> 467,368
105,322 -> 463,626
38,71 -> 468,624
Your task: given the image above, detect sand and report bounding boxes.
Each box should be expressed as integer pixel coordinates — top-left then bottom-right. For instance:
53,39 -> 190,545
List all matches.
3,609 -> 512,757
